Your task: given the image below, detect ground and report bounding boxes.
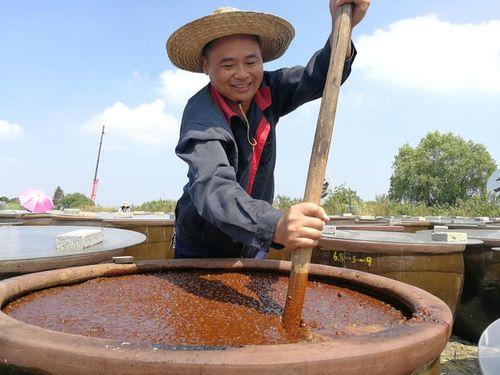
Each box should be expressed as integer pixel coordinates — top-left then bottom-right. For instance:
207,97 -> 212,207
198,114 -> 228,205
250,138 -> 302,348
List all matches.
441,336 -> 480,374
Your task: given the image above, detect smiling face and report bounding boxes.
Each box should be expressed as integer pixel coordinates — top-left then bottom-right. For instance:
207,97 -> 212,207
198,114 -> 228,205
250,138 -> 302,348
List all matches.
202,34 -> 264,113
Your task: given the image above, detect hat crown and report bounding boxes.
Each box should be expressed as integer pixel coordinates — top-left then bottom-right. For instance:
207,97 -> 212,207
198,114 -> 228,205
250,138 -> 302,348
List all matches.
212,7 -> 240,15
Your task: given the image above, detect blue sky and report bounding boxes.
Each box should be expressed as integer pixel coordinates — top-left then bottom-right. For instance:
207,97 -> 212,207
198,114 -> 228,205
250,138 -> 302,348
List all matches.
1,0 -> 499,206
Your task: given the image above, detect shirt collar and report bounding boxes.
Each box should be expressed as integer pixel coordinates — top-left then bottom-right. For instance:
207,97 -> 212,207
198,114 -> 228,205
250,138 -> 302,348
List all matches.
209,84 -> 238,124
209,84 -> 272,125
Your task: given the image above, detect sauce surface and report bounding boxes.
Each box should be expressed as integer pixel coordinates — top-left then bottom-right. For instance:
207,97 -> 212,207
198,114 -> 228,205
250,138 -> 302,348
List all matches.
3,271 -> 408,346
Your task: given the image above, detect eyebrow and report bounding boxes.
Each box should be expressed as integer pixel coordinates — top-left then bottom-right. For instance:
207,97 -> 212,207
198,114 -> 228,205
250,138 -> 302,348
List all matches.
219,54 -> 259,64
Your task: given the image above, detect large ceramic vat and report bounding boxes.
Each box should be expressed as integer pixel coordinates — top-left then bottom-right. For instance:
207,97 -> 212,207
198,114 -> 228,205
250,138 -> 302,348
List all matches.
17,212 -> 53,225
351,217 -> 401,226
332,224 -> 404,232
268,225 -> 404,262
0,259 -> 452,374
417,229 -> 500,342
313,230 -> 481,313
443,223 -> 500,230
327,215 -> 358,225
0,211 -> 21,224
0,222 -> 22,226
456,238 -> 500,342
0,225 -> 145,279
104,215 -> 175,260
390,219 -> 434,233
50,213 -> 107,226
424,217 -> 497,230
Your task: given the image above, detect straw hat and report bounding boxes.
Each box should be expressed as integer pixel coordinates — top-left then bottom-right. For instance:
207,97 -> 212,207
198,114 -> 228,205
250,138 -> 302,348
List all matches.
167,7 -> 295,73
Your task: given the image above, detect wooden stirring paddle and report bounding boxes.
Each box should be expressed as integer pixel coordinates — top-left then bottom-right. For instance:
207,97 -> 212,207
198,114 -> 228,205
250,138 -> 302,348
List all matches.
282,4 -> 353,332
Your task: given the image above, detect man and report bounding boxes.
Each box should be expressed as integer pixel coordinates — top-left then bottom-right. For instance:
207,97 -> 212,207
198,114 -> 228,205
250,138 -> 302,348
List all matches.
167,0 -> 370,259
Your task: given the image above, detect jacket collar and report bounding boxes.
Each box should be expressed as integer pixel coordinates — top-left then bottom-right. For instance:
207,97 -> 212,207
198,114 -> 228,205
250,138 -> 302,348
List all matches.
209,84 -> 272,125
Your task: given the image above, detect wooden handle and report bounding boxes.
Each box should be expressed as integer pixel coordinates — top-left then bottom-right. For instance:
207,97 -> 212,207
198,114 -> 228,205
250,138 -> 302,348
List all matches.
282,4 -> 353,332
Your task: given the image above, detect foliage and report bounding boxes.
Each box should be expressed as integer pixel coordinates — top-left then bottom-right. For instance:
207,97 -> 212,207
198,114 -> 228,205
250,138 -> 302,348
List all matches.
52,186 -> 65,209
134,199 -> 177,213
0,196 -> 18,204
272,185 -> 363,214
76,205 -> 118,212
358,194 -> 430,217
358,194 -> 500,217
272,192 -> 500,218
273,195 -> 302,210
0,196 -> 22,210
4,201 -> 22,210
389,132 -> 497,206
322,184 -> 362,215
59,193 -> 94,208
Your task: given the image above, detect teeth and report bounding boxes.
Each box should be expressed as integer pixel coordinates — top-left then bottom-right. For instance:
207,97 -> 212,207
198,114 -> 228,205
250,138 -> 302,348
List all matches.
234,84 -> 249,89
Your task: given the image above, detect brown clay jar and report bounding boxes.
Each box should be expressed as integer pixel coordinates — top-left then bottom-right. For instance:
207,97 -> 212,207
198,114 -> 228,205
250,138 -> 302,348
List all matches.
3,271 -> 409,347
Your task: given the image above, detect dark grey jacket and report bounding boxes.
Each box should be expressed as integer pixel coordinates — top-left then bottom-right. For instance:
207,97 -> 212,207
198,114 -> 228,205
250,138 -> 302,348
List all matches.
174,39 -> 356,258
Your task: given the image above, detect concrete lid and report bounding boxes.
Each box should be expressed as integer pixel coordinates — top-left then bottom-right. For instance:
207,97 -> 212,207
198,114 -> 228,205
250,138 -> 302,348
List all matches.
323,229 -> 479,245
416,229 -> 500,247
328,214 -> 358,220
51,213 -> 106,222
0,225 -> 145,265
0,211 -> 18,218
104,214 -> 175,226
320,229 -> 481,254
428,219 -> 495,226
16,212 -> 52,218
445,223 -> 500,230
333,225 -> 404,232
397,220 -> 433,227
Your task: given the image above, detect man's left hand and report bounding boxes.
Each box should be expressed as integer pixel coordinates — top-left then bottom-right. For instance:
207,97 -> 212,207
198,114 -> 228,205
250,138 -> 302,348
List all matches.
330,0 -> 371,29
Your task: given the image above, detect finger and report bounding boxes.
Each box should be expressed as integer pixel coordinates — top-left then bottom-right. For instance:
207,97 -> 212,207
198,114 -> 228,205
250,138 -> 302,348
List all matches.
302,216 -> 326,231
319,207 -> 330,222
293,238 -> 320,250
298,203 -> 326,219
336,0 -> 370,10
348,0 -> 371,5
298,227 -> 324,241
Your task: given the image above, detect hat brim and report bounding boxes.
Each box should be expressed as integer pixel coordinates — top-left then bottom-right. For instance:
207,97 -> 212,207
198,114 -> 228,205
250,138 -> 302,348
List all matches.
167,10 -> 295,73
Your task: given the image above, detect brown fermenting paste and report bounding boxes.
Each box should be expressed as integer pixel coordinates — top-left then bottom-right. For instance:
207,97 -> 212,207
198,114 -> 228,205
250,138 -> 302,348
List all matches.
3,271 -> 408,346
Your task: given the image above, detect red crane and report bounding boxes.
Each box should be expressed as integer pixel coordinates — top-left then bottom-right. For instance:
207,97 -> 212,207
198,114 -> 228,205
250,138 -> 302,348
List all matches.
90,125 -> 105,202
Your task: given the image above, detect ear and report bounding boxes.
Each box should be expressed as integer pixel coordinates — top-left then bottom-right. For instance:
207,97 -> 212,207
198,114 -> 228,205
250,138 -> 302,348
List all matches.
202,56 -> 209,75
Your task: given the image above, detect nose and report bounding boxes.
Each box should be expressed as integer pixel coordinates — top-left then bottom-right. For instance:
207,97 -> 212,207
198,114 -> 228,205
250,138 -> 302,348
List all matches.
234,64 -> 250,80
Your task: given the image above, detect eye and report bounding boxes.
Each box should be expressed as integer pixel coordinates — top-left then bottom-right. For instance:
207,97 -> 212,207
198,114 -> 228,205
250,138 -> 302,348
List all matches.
246,60 -> 257,66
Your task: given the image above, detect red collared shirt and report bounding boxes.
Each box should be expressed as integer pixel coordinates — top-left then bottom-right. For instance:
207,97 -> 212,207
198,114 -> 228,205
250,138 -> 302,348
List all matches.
209,85 -> 272,195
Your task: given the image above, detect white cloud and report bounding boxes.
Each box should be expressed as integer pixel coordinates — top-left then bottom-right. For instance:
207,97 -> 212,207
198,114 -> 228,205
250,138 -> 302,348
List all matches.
0,120 -> 24,140
0,156 -> 15,167
82,69 -> 206,148
341,90 -> 379,109
355,14 -> 500,93
84,100 -> 179,146
158,69 -> 209,112
281,99 -> 321,127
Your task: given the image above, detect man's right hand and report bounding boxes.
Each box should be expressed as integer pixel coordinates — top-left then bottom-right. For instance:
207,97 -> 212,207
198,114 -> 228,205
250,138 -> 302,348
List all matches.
273,203 -> 330,250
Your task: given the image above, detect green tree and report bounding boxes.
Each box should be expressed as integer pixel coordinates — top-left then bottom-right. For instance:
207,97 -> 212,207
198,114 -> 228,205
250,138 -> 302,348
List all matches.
273,195 -> 302,210
52,186 -> 65,209
323,184 -> 362,214
135,199 -> 177,213
59,193 -> 94,208
389,132 -> 497,206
